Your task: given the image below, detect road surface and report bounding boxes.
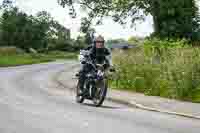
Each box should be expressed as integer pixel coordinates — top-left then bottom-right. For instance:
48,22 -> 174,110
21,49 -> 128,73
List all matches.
0,61 -> 199,133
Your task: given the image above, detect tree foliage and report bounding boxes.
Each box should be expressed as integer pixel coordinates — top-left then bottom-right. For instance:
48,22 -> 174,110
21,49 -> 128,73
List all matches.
0,8 -> 50,50
0,1 -> 73,52
128,36 -> 140,44
58,0 -> 200,41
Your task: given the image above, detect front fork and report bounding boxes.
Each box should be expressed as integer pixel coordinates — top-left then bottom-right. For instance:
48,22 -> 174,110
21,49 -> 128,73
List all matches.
89,81 -> 97,98
84,79 -> 96,98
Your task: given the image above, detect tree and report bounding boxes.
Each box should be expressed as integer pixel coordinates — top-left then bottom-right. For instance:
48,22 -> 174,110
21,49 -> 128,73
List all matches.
150,0 -> 200,39
84,28 -> 95,45
58,0 -> 200,40
1,0 -> 13,9
47,20 -> 72,51
0,7 -> 29,48
73,35 -> 87,50
35,11 -> 53,50
51,21 -> 71,40
0,8 -> 52,50
0,3 -> 75,52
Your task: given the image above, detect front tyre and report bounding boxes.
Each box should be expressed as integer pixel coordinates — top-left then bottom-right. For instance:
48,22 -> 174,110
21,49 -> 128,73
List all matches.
76,80 -> 85,103
93,80 -> 108,107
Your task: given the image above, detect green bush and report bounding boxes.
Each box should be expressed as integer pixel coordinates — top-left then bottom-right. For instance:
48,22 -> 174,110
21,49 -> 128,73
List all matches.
111,40 -> 200,102
144,38 -> 190,48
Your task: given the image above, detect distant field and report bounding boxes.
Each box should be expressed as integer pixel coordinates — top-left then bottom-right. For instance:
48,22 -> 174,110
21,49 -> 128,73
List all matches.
0,51 -> 77,67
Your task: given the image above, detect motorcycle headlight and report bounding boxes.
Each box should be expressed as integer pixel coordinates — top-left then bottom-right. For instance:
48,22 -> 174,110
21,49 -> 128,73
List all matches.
78,54 -> 85,62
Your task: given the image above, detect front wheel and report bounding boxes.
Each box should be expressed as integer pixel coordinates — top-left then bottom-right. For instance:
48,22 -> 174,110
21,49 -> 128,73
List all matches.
76,80 -> 85,103
93,80 -> 108,107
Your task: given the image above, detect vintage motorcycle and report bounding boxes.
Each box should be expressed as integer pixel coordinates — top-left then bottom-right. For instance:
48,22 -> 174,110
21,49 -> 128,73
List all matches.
76,50 -> 112,107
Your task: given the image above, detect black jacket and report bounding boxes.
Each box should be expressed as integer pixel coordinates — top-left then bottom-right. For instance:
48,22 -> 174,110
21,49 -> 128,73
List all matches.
84,45 -> 110,64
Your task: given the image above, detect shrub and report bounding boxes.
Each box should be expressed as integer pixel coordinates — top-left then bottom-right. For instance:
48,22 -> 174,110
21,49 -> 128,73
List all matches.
111,40 -> 200,102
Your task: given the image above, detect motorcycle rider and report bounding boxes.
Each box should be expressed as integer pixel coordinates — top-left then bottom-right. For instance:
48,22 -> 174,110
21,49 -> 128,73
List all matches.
77,35 -> 111,95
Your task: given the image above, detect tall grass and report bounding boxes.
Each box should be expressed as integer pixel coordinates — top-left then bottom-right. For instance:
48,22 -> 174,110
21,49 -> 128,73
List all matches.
111,41 -> 200,103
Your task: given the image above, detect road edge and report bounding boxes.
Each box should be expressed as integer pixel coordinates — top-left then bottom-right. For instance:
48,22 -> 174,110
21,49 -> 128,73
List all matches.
107,97 -> 200,120
54,68 -> 200,120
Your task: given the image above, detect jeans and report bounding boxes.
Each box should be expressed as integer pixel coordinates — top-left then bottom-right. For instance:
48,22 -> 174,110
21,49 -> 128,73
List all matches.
79,63 -> 92,90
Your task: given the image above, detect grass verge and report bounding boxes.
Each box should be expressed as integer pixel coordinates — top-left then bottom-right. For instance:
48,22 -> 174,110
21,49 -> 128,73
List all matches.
0,51 -> 77,67
109,40 -> 200,103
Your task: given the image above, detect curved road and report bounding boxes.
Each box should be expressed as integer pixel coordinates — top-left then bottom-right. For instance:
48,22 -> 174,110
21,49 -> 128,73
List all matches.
0,61 -> 199,133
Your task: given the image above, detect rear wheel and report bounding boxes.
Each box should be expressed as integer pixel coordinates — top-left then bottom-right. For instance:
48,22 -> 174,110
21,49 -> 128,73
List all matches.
93,80 -> 108,107
76,80 -> 85,103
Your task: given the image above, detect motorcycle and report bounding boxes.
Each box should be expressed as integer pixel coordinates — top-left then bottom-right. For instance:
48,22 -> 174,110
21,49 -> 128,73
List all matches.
75,50 -> 110,107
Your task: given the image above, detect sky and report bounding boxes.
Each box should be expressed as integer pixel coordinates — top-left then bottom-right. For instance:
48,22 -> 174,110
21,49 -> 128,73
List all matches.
1,0 -> 200,40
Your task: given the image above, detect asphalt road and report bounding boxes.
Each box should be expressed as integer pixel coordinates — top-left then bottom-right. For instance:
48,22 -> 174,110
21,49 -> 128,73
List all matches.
0,61 -> 199,133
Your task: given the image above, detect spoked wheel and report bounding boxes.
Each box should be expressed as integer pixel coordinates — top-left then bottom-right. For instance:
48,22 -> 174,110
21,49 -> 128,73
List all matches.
93,80 -> 108,107
76,81 -> 85,103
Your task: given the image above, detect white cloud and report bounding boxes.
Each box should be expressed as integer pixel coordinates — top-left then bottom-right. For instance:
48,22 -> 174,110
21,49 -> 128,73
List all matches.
7,0 -> 154,40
